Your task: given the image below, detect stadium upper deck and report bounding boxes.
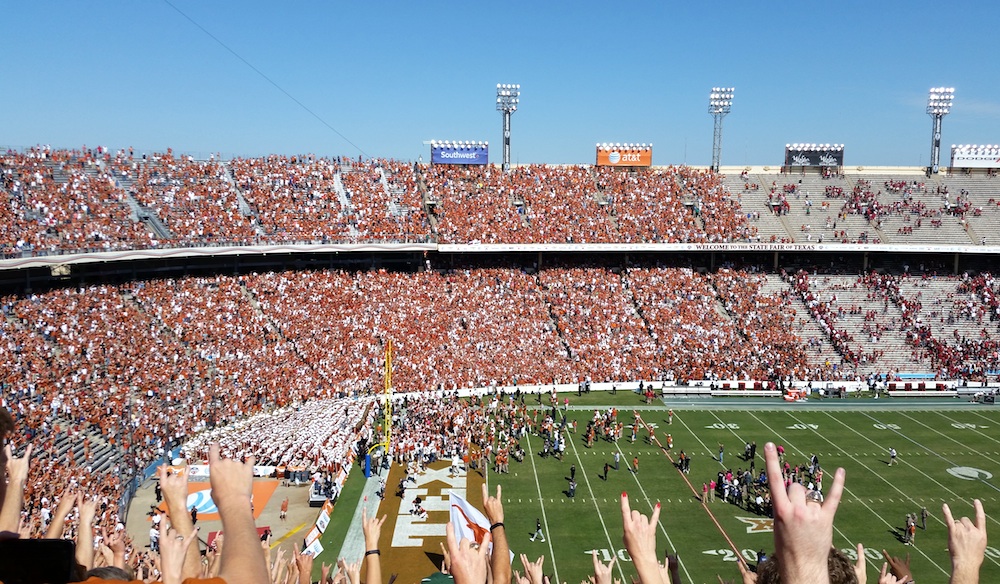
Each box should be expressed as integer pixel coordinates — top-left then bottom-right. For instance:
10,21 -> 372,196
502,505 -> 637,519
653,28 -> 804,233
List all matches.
3,146 -> 999,260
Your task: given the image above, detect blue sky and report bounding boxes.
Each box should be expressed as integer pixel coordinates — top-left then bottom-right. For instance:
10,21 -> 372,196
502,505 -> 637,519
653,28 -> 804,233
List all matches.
3,1 -> 998,167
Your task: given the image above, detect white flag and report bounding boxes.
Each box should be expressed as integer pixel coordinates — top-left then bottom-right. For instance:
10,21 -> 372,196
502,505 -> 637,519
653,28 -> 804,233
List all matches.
449,491 -> 490,546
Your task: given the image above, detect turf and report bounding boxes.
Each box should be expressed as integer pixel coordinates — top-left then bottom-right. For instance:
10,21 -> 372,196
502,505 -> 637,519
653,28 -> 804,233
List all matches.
314,463 -> 369,581
479,398 -> 1000,584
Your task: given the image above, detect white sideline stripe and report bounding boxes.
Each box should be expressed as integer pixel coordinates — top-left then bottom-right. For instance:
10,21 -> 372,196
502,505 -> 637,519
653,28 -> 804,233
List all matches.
749,411 -> 949,577
612,441 -> 696,584
567,433 -> 628,582
525,433 -> 560,583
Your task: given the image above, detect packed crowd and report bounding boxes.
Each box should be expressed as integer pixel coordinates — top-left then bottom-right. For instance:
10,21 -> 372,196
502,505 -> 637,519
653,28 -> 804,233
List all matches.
425,164 -> 536,244
182,398 -> 374,473
5,146 -> 1000,254
596,166 -> 756,243
0,265 -> 996,576
1,425 -> 336,584
0,146 -> 149,255
341,160 -> 430,242
110,149 -> 258,245
230,155 -> 351,242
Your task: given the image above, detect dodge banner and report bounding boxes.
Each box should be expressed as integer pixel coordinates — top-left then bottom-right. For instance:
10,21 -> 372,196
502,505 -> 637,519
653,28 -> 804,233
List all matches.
951,145 -> 1000,169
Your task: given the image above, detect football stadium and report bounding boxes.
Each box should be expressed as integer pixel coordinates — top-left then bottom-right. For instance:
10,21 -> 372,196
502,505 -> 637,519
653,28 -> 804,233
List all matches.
3,3 -> 1000,584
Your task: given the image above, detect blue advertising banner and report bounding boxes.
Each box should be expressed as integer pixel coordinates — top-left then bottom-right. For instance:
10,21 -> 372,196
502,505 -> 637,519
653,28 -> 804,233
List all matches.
432,145 -> 489,165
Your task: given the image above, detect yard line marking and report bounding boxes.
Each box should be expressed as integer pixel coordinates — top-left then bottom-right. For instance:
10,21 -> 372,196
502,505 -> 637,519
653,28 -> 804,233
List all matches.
852,411 -> 1000,532
897,411 -> 1000,470
931,410 -> 1000,451
826,410 -> 1000,569
674,409 -> 726,470
618,416 -> 696,584
567,428 -> 629,582
635,414 -> 754,576
524,430 -> 561,582
749,411 -> 948,576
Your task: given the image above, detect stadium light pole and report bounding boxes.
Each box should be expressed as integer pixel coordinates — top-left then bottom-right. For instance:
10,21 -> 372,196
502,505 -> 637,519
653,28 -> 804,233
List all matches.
496,83 -> 520,172
926,87 -> 955,174
708,87 -> 734,172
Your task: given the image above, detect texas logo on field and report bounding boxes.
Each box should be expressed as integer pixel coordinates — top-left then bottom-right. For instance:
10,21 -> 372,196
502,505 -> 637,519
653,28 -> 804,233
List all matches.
735,516 -> 774,533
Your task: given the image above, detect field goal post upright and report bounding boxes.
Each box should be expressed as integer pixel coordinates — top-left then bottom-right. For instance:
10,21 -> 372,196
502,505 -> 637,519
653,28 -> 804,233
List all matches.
366,339 -> 393,474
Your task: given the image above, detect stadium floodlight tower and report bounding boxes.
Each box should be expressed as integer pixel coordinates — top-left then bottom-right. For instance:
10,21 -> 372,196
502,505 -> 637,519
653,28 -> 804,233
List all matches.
926,87 -> 955,174
496,83 -> 520,172
708,87 -> 735,172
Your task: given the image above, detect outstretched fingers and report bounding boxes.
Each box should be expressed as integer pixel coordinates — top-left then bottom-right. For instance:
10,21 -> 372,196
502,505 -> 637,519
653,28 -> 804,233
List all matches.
823,467 -> 847,514
763,443 -> 788,511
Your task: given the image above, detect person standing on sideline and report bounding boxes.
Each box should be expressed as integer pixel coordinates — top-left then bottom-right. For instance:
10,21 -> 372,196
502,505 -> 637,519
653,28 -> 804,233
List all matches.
668,409 -> 674,425
530,518 -> 545,542
702,482 -> 709,501
568,479 -> 577,498
570,464 -> 576,481
633,456 -> 639,474
613,451 -> 620,470
603,462 -> 610,481
666,434 -> 673,450
921,506 -> 928,529
709,478 -> 716,502
889,447 -> 898,466
718,443 -> 725,464
190,505 -> 198,526
280,497 -> 289,520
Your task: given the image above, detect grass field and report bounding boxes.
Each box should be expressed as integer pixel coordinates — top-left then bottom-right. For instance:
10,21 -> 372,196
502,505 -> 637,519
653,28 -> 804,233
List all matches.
480,393 -> 1000,584
320,391 -> 1000,583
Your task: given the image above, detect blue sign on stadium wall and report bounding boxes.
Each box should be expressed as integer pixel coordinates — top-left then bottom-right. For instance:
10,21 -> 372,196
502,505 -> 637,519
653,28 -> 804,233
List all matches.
431,145 -> 489,165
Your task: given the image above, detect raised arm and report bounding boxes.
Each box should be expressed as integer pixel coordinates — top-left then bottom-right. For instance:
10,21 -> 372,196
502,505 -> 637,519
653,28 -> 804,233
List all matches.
209,444 -> 270,584
76,495 -> 99,570
764,441 -> 845,584
483,483 -> 511,584
44,488 -> 77,539
362,505 -> 387,584
158,464 -> 202,579
620,492 -> 665,584
0,444 -> 32,534
944,499 -> 987,584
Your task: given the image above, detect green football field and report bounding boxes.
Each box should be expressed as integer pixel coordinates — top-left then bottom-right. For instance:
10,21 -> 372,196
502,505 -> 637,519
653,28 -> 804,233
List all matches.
478,393 -> 1000,584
